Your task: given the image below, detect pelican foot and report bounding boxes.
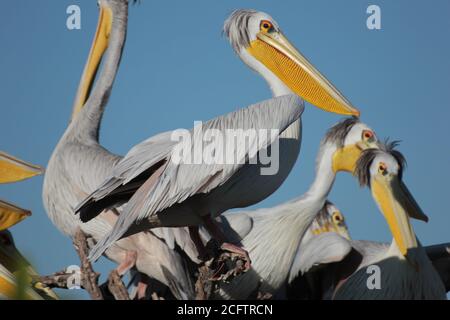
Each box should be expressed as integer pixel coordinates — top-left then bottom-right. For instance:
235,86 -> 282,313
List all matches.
220,242 -> 251,271
136,280 -> 148,300
201,240 -> 251,283
116,251 -> 137,276
105,250 -> 137,300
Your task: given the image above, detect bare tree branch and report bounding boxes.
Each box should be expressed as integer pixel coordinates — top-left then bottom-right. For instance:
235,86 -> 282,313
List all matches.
107,270 -> 130,300
73,228 -> 103,300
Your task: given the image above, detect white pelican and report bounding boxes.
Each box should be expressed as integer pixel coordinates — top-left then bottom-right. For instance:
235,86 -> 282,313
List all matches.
329,143 -> 446,299
286,204 -> 450,299
286,143 -> 446,299
188,118 -> 379,299
285,201 -> 357,300
302,201 -> 350,240
42,0 -> 195,299
75,9 -> 360,264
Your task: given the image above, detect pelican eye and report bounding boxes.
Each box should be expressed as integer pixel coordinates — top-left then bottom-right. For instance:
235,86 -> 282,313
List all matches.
332,212 -> 344,224
362,130 -> 374,141
260,20 -> 274,33
378,162 -> 387,174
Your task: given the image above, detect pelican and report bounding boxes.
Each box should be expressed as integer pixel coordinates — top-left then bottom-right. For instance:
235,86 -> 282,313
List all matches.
42,0 -> 195,299
286,201 -> 357,300
286,143 -> 446,299
303,201 -> 350,240
75,9 -> 360,264
0,152 -> 57,300
180,118 -> 378,299
286,204 -> 450,299
330,143 -> 446,299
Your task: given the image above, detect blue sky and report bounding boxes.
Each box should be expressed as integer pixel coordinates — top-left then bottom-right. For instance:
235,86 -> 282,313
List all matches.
1,1 -> 449,299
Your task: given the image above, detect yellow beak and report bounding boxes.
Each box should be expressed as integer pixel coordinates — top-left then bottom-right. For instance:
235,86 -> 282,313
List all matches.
332,140 -> 378,173
71,3 -> 113,119
371,175 -> 424,257
332,144 -> 364,173
0,200 -> 31,231
247,32 -> 360,117
0,152 -> 43,184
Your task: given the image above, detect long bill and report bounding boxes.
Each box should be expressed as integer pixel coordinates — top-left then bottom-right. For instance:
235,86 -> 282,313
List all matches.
371,175 -> 426,258
71,2 -> 113,119
0,200 -> 31,231
0,152 -> 43,184
247,31 -> 360,117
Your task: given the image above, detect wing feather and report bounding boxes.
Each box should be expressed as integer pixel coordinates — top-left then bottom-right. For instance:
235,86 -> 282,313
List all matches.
288,233 -> 352,283
81,95 -> 303,261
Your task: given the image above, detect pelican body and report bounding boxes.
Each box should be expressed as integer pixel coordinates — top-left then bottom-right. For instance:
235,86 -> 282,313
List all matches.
287,207 -> 449,300
193,125 -> 441,300
289,144 -> 446,300
191,118 -> 379,299
76,9 -> 360,263
332,144 -> 446,299
42,0 -> 195,299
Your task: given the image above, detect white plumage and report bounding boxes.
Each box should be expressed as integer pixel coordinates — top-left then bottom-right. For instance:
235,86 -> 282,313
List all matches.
42,0 -> 195,299
288,144 -> 447,300
189,118 -> 379,299
76,9 -> 360,265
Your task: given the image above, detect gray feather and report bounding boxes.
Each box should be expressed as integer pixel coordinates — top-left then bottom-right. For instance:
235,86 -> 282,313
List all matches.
86,94 -> 303,261
288,232 -> 352,283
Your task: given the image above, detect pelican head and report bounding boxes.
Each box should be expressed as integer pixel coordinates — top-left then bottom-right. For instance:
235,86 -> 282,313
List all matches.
325,202 -> 350,240
355,142 -> 429,260
320,118 -> 379,174
311,201 -> 350,240
224,9 -> 360,117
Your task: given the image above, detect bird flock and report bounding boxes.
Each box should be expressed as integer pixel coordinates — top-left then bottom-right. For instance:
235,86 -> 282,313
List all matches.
1,1 -> 449,300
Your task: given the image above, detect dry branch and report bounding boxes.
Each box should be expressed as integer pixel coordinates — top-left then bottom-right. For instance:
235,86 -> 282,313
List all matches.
33,271 -> 73,289
107,270 -> 130,300
73,228 -> 103,300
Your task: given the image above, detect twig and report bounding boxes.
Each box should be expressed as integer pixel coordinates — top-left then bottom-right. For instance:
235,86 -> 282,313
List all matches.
107,270 -> 130,300
195,264 -> 213,300
73,228 -> 103,300
257,291 -> 273,300
33,271 -> 72,289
